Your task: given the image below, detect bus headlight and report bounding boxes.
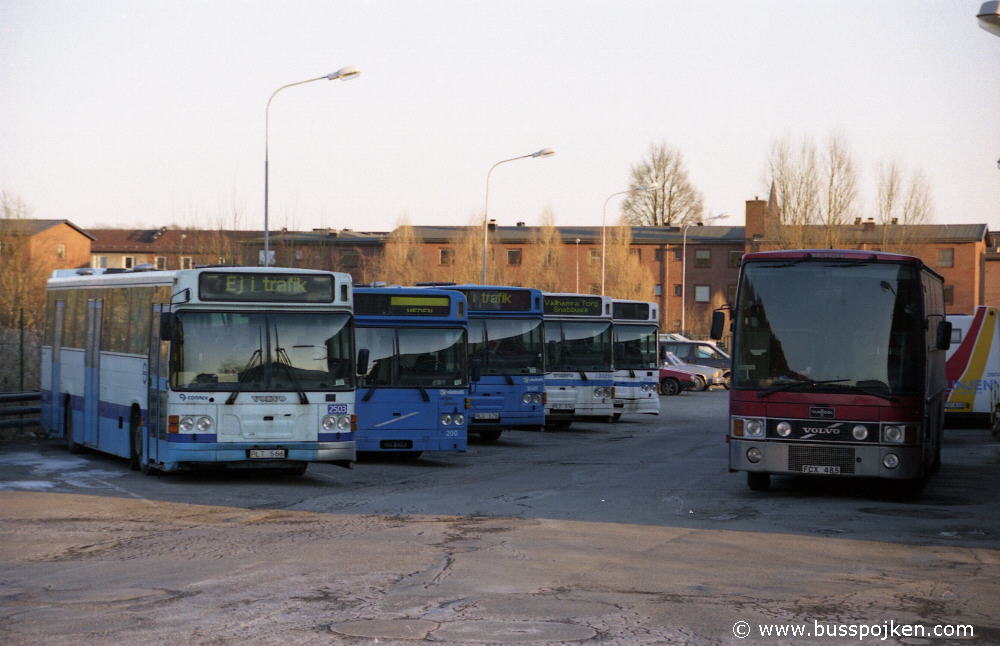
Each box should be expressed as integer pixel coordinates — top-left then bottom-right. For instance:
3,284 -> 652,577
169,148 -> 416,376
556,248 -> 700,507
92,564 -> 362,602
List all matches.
882,425 -> 904,444
776,422 -> 792,437
322,415 -> 337,431
453,414 -> 465,425
195,416 -> 214,432
336,415 -> 352,431
746,447 -> 762,463
852,425 -> 869,441
179,416 -> 195,432
533,392 -> 544,403
745,419 -> 765,438
522,393 -> 534,404
440,414 -> 453,426
882,453 -> 900,469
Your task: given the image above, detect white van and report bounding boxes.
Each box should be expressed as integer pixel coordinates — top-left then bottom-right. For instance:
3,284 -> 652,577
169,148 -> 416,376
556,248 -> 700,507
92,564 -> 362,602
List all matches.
945,306 -> 1000,429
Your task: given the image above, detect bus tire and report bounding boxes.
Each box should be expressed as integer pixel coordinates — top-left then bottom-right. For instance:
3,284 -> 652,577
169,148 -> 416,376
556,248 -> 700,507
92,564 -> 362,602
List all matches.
747,472 -> 770,491
659,378 -> 680,396
476,430 -> 502,442
129,407 -> 142,471
65,400 -> 82,454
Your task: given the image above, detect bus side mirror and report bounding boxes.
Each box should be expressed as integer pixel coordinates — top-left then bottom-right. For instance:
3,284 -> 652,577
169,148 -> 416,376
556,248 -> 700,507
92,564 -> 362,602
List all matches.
710,311 -> 726,340
935,320 -> 952,351
356,348 -> 370,376
159,312 -> 174,341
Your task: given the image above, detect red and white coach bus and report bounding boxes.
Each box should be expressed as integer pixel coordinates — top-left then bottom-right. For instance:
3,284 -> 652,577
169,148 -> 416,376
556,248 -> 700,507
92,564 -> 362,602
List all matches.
713,250 -> 951,494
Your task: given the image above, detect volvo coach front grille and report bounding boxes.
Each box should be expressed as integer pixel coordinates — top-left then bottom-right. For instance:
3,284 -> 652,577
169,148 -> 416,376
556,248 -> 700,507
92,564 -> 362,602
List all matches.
788,446 -> 856,474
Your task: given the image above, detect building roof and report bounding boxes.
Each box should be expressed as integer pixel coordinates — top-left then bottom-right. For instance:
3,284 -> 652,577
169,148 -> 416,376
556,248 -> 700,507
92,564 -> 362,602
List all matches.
0,219 -> 95,240
89,228 -> 262,253
409,224 -> 745,245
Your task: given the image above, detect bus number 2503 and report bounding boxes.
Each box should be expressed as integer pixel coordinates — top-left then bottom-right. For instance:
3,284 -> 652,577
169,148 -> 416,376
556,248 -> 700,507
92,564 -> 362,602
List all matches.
327,404 -> 349,415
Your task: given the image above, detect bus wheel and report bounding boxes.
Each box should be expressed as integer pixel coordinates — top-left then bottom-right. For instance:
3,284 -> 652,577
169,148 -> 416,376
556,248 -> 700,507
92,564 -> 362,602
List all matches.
65,403 -> 82,454
747,472 -> 770,491
659,379 -> 680,396
476,430 -> 502,442
129,408 -> 142,471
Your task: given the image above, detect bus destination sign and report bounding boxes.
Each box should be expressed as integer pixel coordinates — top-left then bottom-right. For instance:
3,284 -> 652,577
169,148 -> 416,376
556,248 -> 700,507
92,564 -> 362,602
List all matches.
613,302 -> 650,320
544,295 -> 604,316
199,272 -> 335,303
461,289 -> 532,312
355,293 -> 451,317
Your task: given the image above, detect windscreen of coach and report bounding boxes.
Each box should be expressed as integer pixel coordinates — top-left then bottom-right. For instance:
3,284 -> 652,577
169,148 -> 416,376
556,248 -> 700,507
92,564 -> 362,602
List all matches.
733,261 -> 923,393
170,311 -> 353,390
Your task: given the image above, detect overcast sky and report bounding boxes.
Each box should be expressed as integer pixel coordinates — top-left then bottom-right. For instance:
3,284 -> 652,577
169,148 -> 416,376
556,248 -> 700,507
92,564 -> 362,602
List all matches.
2,1 -> 998,234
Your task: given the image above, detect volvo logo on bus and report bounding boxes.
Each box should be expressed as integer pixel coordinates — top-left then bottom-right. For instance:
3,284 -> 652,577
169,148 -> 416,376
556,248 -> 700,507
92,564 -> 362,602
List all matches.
810,406 -> 835,419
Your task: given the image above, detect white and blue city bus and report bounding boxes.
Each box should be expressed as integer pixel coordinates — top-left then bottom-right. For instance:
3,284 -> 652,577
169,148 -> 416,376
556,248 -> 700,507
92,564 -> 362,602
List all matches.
542,293 -> 615,428
40,266 -> 357,475
451,285 -> 546,442
611,299 -> 661,420
353,287 -> 469,458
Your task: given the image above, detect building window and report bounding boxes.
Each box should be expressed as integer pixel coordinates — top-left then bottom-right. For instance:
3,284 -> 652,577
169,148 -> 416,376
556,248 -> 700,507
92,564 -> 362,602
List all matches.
727,284 -> 737,304
674,248 -> 683,261
943,285 -> 954,307
55,243 -> 66,259
694,285 -> 710,303
507,249 -> 522,266
341,251 -> 360,268
653,284 -> 662,296
673,284 -> 682,297
123,256 -> 134,269
938,248 -> 954,268
694,249 -> 711,268
439,248 -> 454,266
655,249 -> 663,261
729,250 -> 742,268
589,249 -> 600,265
181,256 -> 193,270
153,256 -> 165,270
92,255 -> 108,268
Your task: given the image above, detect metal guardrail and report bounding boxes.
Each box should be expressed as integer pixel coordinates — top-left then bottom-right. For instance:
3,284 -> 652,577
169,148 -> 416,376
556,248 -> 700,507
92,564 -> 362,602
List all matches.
0,391 -> 40,429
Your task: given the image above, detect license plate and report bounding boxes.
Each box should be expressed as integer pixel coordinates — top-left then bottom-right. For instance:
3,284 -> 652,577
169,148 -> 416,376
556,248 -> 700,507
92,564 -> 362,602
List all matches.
552,404 -> 574,410
802,464 -> 840,475
248,449 -> 287,459
474,412 -> 500,420
380,440 -> 413,449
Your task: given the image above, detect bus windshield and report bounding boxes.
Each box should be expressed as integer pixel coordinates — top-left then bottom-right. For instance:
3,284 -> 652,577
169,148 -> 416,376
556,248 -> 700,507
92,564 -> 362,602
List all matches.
468,318 -> 545,375
733,261 -> 924,394
170,311 -> 354,391
545,320 -> 613,372
357,327 -> 467,388
613,324 -> 659,370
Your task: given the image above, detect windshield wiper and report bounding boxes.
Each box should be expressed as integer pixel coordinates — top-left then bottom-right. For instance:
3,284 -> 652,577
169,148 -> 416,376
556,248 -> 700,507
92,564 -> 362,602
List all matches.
757,378 -> 850,399
226,348 -> 262,405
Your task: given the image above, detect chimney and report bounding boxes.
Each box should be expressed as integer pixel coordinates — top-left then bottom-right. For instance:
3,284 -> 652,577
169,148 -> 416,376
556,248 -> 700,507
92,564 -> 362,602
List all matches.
863,218 -> 875,232
487,219 -> 497,232
516,221 -> 525,227
891,218 -> 898,225
854,217 -> 862,225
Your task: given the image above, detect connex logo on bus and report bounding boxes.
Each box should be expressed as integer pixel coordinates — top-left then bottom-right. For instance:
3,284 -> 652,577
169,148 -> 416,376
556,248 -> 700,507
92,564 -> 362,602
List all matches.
178,394 -> 211,402
948,379 -> 1000,392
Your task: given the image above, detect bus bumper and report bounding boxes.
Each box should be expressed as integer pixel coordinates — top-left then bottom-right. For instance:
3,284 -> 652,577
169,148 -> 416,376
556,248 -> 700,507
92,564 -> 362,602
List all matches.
729,439 -> 926,480
156,440 -> 355,470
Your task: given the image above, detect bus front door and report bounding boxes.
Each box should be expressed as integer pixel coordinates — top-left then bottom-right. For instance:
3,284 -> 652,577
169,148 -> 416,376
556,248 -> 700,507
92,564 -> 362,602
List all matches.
146,304 -> 170,467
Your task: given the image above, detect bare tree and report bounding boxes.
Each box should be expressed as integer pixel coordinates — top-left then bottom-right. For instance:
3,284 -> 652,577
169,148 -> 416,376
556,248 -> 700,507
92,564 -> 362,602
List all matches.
876,161 -> 935,252
523,205 -> 563,292
376,218 -> 424,286
765,134 -> 859,249
621,142 -> 704,226
603,223 -> 655,301
0,193 -> 43,390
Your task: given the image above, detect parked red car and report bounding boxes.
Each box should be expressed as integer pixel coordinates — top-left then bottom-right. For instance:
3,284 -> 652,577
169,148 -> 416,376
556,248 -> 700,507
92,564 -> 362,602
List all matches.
658,367 -> 696,396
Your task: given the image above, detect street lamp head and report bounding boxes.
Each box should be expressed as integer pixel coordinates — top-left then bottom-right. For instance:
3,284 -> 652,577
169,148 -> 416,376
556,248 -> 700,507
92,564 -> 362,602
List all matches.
978,1 -> 1000,36
327,66 -> 361,81
531,148 -> 556,158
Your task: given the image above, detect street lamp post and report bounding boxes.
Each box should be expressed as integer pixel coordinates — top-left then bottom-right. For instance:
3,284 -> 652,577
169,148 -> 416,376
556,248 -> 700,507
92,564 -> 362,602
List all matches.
264,66 -> 360,267
681,213 -> 729,336
481,148 -> 555,284
600,185 -> 655,296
